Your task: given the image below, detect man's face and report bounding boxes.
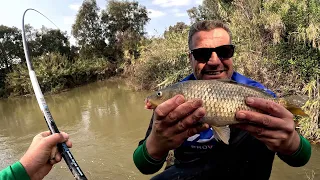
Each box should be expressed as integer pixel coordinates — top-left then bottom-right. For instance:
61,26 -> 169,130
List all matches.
189,28 -> 233,80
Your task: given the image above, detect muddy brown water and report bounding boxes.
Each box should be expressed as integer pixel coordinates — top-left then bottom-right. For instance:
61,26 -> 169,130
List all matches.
0,79 -> 319,180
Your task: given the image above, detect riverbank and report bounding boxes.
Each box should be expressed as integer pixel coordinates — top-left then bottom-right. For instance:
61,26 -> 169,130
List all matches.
0,53 -> 118,99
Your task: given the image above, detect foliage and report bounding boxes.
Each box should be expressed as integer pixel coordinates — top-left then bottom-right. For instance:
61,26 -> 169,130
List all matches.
0,25 -> 24,98
0,25 -> 24,70
127,28 -> 190,90
4,53 -> 115,97
1,0 -> 150,98
72,0 -> 106,58
0,24 -> 77,70
164,22 -> 189,38
0,24 -> 83,98
261,0 -> 320,83
34,27 -> 71,57
187,0 -> 233,24
71,0 -> 149,62
299,79 -> 320,141
101,0 -> 150,61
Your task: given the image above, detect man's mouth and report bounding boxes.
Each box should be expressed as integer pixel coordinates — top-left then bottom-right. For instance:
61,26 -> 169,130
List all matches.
201,70 -> 226,75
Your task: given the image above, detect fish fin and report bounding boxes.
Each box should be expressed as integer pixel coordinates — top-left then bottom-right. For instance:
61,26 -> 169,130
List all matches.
212,126 -> 230,145
288,107 -> 308,116
280,95 -> 309,117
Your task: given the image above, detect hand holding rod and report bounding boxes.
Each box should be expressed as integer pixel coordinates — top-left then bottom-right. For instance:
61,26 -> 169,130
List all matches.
21,8 -> 88,180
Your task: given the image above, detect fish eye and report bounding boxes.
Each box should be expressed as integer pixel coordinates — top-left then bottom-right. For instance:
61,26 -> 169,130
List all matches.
157,91 -> 162,97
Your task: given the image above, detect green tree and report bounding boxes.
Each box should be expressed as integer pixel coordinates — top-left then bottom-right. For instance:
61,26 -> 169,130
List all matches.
0,25 -> 24,98
0,25 -> 23,71
24,24 -> 40,58
101,0 -> 150,61
34,26 -> 71,57
260,0 -> 320,81
72,0 -> 105,58
164,22 -> 189,38
187,0 -> 233,24
68,45 -> 80,62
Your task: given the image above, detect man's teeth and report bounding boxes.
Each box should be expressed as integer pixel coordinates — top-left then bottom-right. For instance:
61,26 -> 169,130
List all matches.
207,71 -> 222,75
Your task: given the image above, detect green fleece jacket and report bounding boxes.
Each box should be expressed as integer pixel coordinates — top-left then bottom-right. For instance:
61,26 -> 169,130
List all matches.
0,161 -> 30,180
133,134 -> 312,175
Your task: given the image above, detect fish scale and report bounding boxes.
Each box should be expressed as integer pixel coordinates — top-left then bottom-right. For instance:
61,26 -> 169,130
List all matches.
176,80 -> 273,126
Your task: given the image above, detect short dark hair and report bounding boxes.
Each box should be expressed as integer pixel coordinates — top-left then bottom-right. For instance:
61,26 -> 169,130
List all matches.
188,20 -> 232,50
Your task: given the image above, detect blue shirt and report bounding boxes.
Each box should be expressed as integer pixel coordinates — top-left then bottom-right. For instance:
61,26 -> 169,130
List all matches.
179,71 -> 276,148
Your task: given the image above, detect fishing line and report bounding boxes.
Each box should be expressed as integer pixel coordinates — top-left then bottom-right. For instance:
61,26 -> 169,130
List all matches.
21,8 -> 88,180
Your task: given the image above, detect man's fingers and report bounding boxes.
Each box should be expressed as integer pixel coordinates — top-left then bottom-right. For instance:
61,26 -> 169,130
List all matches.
65,140 -> 73,148
165,99 -> 203,124
43,132 -> 69,148
47,132 -> 71,163
55,153 -> 62,162
195,123 -> 210,133
59,132 -> 70,140
234,124 -> 267,137
233,124 -> 289,140
49,158 -> 57,165
245,97 -> 292,118
172,107 -> 206,134
154,95 -> 186,119
179,123 -> 210,139
50,146 -> 58,159
236,111 -> 294,132
39,131 -> 52,137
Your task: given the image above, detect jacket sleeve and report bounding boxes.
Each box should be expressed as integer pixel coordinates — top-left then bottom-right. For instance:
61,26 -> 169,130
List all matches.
0,161 -> 30,180
132,113 -> 167,174
277,134 -> 312,167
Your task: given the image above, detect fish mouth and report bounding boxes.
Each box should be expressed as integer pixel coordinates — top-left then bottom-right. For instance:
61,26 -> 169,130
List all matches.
144,98 -> 157,109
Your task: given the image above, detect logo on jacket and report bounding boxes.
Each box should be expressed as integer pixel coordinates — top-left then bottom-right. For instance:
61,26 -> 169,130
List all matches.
186,128 -> 215,143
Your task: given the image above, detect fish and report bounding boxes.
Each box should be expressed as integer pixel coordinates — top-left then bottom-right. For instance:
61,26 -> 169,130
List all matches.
145,79 -> 308,145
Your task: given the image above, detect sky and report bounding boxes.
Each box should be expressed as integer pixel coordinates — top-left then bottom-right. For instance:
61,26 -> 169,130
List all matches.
0,0 -> 203,45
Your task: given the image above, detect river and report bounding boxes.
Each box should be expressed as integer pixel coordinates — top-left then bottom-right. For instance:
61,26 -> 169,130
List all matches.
0,79 -> 319,180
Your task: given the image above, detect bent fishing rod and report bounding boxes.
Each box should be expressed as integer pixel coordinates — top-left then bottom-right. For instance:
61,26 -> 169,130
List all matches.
22,8 -> 88,180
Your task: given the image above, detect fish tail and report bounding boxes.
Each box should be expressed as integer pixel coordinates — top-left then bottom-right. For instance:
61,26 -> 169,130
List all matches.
212,126 -> 230,145
280,95 -> 309,117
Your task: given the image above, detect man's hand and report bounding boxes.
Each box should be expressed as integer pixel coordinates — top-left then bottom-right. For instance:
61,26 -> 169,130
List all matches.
146,95 -> 209,160
20,131 -> 72,180
233,97 -> 300,155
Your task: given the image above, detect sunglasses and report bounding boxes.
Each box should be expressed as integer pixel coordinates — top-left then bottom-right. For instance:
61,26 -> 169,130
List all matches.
190,44 -> 235,63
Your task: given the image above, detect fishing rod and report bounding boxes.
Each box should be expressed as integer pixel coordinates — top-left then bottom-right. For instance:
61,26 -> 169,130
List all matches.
21,8 -> 88,180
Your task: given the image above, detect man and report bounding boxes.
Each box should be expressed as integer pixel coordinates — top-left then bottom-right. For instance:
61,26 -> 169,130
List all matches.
0,131 -> 72,180
133,20 -> 311,179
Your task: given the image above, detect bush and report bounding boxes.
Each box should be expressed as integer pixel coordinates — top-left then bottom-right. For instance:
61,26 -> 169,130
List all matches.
4,53 -> 115,97
298,79 -> 320,141
126,29 -> 191,90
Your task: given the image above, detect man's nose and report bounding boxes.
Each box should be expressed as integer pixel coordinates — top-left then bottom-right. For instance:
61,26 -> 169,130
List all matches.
207,52 -> 222,65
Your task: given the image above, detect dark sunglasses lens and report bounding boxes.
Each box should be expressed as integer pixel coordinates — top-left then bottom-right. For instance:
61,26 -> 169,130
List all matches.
192,49 -> 212,62
216,45 -> 234,59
